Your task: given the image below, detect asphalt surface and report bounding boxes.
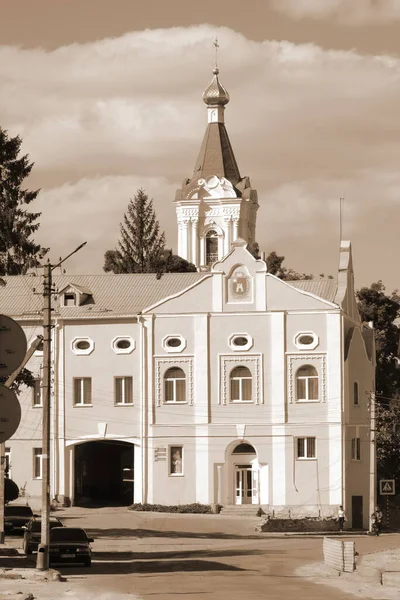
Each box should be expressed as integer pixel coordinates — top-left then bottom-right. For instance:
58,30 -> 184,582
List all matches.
2,507 -> 400,600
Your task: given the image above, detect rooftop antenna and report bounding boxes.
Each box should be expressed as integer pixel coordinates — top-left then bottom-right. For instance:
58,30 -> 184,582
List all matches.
214,36 -> 219,71
339,195 -> 344,243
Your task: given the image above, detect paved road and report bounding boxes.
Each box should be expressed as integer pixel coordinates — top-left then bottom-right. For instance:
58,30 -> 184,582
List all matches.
4,507 -> 399,600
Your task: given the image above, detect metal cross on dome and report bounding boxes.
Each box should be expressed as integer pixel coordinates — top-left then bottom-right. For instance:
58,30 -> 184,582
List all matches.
214,36 -> 219,70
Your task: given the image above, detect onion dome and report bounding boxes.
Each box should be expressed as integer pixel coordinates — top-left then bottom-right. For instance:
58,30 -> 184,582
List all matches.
202,68 -> 230,106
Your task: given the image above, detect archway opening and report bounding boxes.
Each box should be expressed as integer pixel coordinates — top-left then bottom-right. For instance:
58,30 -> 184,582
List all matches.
206,230 -> 219,265
74,440 -> 134,507
230,442 -> 258,505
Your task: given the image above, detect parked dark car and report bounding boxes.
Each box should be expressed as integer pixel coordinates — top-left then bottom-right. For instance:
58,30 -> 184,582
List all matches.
4,505 -> 35,534
23,517 -> 64,554
49,527 -> 93,567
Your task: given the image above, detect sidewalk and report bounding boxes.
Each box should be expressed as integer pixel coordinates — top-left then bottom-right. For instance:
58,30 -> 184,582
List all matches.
296,534 -> 400,600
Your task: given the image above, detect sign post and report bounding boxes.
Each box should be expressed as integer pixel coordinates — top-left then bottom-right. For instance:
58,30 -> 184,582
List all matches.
379,479 -> 395,530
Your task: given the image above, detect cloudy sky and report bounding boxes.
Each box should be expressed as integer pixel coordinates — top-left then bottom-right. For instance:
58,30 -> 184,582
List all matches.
1,0 -> 400,290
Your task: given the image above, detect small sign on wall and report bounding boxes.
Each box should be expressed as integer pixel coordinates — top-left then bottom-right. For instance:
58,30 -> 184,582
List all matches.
154,447 -> 167,462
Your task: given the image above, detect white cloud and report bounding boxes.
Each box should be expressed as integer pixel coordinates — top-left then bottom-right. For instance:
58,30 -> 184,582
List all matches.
1,25 -> 400,287
270,0 -> 400,25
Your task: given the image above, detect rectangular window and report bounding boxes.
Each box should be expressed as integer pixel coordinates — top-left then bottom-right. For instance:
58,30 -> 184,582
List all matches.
33,448 -> 43,479
169,446 -> 183,476
73,378 -> 92,406
5,447 -> 11,479
115,376 -> 133,405
64,293 -> 76,307
354,382 -> 359,406
351,437 -> 361,460
32,379 -> 42,407
297,437 -> 316,459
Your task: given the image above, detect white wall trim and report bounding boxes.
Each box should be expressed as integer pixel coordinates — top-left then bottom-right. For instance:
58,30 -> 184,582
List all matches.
287,353 -> 327,403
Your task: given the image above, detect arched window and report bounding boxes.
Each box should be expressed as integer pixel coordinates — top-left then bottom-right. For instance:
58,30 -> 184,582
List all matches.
296,365 -> 319,402
206,230 -> 219,265
230,366 -> 252,402
164,367 -> 186,403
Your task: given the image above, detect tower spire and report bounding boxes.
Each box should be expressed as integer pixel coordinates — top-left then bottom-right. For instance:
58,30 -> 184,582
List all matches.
202,38 -> 229,124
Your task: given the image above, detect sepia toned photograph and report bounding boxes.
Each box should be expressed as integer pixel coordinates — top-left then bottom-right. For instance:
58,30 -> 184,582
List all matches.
1,1 -> 400,599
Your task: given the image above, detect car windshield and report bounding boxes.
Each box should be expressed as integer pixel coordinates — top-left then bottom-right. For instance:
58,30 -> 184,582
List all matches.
5,506 -> 33,516
50,528 -> 88,542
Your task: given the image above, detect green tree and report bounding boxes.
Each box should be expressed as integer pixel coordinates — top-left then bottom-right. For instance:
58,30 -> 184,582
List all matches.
0,127 -> 48,275
356,281 -> 400,398
375,399 -> 400,480
104,189 -> 196,273
266,251 -> 314,280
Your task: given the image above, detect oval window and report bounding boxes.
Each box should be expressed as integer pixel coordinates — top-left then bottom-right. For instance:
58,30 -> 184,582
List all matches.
167,338 -> 182,348
76,340 -> 90,350
116,339 -> 131,350
298,335 -> 314,345
233,336 -> 248,347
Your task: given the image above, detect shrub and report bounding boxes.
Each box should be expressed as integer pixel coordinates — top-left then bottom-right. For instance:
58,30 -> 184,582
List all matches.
128,502 -> 213,514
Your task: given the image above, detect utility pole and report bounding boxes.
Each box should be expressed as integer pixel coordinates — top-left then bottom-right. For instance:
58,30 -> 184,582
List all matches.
369,392 -> 377,532
36,243 -> 86,571
0,335 -> 43,544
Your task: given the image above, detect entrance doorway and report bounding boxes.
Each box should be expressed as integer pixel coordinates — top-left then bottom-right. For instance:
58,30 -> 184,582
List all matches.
351,495 -> 363,529
231,443 -> 258,505
74,441 -> 134,506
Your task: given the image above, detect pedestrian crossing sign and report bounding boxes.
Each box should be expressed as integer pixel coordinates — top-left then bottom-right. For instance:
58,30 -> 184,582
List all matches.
379,479 -> 395,495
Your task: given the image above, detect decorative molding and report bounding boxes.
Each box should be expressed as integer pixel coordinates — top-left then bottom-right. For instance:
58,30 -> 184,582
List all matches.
154,447 -> 167,462
177,207 -> 199,218
219,354 -> 262,406
162,334 -> 187,354
294,331 -> 319,351
236,424 -> 246,440
287,354 -> 327,404
155,356 -> 194,407
205,207 -> 241,218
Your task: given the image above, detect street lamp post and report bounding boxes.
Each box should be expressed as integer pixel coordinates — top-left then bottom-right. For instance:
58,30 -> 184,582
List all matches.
36,242 -> 86,570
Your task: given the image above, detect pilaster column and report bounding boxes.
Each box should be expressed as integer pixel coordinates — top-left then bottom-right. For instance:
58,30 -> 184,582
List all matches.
191,218 -> 199,267
181,219 -> 190,261
232,218 -> 239,241
200,237 -> 205,267
217,465 -> 223,505
224,216 -> 232,255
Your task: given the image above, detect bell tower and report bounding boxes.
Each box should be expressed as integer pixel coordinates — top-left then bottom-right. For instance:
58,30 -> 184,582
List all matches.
174,52 -> 259,270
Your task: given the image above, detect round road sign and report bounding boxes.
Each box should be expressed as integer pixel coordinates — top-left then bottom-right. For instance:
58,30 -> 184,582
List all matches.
0,314 -> 27,378
0,385 -> 21,443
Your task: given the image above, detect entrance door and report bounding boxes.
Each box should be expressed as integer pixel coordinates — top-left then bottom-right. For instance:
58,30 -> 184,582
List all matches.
351,496 -> 363,529
235,466 -> 259,505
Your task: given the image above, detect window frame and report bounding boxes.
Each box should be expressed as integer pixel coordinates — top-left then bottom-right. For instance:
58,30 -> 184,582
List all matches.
296,437 -> 316,460
71,336 -> 95,356
32,378 -> 43,407
228,334 -> 254,352
164,367 -> 187,404
294,331 -> 319,351
33,448 -> 43,479
229,365 -> 253,403
114,376 -> 134,406
353,381 -> 359,406
73,377 -> 92,407
63,292 -> 77,307
162,335 -> 186,354
351,437 -> 361,461
295,365 -> 319,403
111,336 -> 135,355
168,445 -> 184,477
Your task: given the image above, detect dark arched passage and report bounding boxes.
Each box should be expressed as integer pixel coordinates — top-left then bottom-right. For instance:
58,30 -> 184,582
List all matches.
74,440 -> 134,507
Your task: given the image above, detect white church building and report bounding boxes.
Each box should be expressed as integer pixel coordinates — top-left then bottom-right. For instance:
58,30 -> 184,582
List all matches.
2,67 -> 374,528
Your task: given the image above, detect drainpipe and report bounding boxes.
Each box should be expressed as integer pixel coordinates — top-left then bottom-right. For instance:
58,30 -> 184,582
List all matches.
138,315 -> 147,504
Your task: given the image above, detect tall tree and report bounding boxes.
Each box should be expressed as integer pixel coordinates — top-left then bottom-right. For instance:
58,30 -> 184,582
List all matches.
104,189 -> 166,274
104,189 -> 196,274
356,281 -> 400,398
0,127 -> 48,275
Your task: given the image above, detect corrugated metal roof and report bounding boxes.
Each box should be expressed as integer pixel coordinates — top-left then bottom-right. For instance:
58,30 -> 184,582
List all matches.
286,279 -> 338,304
0,273 -> 209,320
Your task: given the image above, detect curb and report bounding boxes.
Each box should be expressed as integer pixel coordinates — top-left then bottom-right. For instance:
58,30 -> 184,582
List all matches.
0,568 -> 63,582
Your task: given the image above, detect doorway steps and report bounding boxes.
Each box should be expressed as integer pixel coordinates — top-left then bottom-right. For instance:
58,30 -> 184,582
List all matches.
219,505 -> 263,517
